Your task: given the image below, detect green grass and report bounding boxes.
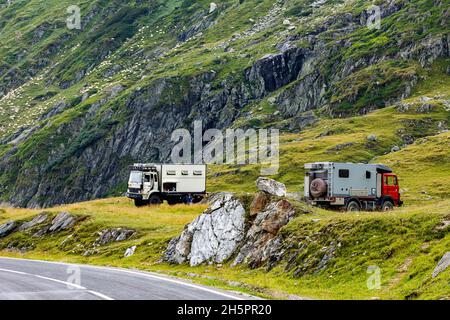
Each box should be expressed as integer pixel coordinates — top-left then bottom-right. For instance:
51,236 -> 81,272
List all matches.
1,197 -> 450,300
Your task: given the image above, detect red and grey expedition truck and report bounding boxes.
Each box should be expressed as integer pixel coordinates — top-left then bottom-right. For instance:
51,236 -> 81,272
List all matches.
304,162 -> 403,212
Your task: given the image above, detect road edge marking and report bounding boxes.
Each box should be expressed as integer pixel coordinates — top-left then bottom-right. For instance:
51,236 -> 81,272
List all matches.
0,257 -> 245,300
0,265 -> 114,300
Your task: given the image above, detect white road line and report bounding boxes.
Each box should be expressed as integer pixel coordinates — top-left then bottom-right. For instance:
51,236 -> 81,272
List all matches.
0,266 -> 114,300
0,267 -> 27,275
34,275 -> 86,290
103,268 -> 244,301
0,257 -> 244,300
87,290 -> 115,301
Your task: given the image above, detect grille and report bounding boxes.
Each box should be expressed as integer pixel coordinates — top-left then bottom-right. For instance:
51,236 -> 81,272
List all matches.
128,188 -> 141,194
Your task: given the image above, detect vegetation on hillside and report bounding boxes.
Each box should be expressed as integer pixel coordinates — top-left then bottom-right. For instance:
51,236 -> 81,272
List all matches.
1,196 -> 449,300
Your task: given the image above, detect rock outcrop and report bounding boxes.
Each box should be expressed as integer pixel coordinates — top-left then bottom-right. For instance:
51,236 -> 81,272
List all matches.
48,212 -> 76,233
165,180 -> 303,268
234,199 -> 296,268
165,193 -> 246,266
95,228 -> 135,246
256,177 -> 287,197
0,221 -> 16,238
432,252 -> 450,278
18,212 -> 48,231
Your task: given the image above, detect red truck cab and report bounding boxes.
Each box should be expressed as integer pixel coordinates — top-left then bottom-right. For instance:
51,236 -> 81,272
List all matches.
382,173 -> 403,208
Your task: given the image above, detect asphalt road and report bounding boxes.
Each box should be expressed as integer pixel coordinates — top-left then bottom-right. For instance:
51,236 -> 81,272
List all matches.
0,257 -> 247,300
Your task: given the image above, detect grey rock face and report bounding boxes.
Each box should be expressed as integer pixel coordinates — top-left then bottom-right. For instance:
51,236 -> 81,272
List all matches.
233,199 -> 296,268
95,228 -> 135,245
124,245 -> 137,258
165,193 -> 246,266
48,212 -> 76,233
391,145 -> 401,152
0,221 -> 16,238
256,177 -> 287,197
432,252 -> 450,278
18,213 -> 48,231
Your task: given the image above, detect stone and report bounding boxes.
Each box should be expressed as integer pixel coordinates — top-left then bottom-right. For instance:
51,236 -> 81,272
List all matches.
19,213 -> 48,231
256,177 -> 286,197
49,212 -> 76,233
367,134 -> 377,142
391,145 -> 400,152
261,200 -> 295,235
416,103 -> 435,113
124,246 -> 137,258
0,221 -> 16,238
95,228 -> 135,245
250,191 -> 271,216
209,2 -> 217,14
268,97 -> 276,104
233,199 -> 296,268
432,252 -> 450,278
165,193 -> 246,266
436,220 -> 450,230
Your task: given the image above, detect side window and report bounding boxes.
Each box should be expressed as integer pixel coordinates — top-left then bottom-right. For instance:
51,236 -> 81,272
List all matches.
144,175 -> 150,183
339,169 -> 350,178
166,170 -> 176,176
366,171 -> 371,179
181,170 -> 189,176
193,170 -> 203,176
385,176 -> 397,186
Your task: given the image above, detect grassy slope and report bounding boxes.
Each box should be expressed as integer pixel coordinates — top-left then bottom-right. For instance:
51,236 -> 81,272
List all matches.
1,197 -> 449,300
1,124 -> 449,300
0,0 -> 449,300
208,58 -> 450,200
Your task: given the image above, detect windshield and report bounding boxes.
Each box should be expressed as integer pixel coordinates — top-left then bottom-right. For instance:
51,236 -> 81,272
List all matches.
129,171 -> 143,184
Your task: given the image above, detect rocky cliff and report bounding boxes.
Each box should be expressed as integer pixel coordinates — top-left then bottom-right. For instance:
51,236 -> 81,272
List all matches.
0,0 -> 448,207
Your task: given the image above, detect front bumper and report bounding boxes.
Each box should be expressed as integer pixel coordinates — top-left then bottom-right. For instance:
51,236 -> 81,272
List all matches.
126,192 -> 143,200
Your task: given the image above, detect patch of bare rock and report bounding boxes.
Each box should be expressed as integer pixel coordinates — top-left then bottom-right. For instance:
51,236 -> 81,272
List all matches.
165,177 -> 308,268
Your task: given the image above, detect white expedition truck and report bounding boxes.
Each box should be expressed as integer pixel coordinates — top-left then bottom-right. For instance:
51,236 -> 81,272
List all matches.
304,162 -> 403,211
126,164 -> 207,206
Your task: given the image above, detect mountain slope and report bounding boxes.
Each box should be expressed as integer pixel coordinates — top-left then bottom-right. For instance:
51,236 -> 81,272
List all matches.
0,0 -> 448,207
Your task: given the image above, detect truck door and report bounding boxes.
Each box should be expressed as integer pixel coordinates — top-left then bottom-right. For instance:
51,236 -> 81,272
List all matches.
382,174 -> 400,204
143,173 -> 154,194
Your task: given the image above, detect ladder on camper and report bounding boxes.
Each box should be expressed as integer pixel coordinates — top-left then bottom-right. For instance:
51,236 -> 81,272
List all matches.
327,169 -> 333,197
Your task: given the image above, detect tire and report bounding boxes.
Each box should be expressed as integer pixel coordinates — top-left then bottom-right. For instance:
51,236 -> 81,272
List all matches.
310,178 -> 328,198
346,201 -> 361,212
134,199 -> 148,207
167,198 -> 180,205
381,200 -> 394,211
149,194 -> 162,205
192,195 -> 205,204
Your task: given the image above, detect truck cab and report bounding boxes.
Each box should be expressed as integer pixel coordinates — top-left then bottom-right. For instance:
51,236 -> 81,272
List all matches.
382,173 -> 402,208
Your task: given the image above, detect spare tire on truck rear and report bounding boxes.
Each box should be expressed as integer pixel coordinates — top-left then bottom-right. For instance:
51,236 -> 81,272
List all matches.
310,178 -> 328,198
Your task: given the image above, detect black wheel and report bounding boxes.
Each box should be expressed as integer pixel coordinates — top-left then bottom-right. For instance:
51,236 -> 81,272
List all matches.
134,199 -> 147,207
192,195 -> 204,204
382,200 -> 394,211
346,201 -> 361,212
149,194 -> 162,205
167,197 -> 180,205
